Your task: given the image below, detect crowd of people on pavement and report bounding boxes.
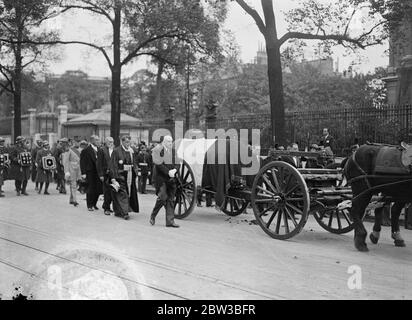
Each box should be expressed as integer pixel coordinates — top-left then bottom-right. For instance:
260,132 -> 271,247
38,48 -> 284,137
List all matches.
0,134 -> 181,227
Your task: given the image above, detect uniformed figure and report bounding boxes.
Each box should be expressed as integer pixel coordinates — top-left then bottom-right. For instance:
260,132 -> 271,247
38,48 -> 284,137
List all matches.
9,136 -> 32,196
36,140 -> 54,195
319,128 -> 335,156
53,140 -> 67,194
149,135 -> 180,228
62,139 -> 81,207
0,137 -> 10,197
136,144 -> 152,194
109,135 -> 139,220
31,140 -> 43,191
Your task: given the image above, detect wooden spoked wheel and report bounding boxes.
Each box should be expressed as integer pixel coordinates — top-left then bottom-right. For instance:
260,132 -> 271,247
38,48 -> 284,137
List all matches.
174,160 -> 197,219
221,196 -> 248,217
251,161 -> 310,240
312,202 -> 355,234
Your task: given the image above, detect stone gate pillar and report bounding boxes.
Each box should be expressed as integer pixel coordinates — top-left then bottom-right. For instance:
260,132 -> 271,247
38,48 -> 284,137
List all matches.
57,105 -> 68,138
28,108 -> 37,138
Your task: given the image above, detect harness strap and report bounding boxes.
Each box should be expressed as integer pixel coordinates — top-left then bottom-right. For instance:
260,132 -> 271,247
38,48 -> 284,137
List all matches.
350,153 -> 372,189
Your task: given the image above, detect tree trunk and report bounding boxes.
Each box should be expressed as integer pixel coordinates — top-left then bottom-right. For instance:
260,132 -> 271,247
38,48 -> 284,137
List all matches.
110,5 -> 122,146
261,0 -> 286,146
154,60 -> 164,112
265,39 -> 285,146
13,8 -> 23,140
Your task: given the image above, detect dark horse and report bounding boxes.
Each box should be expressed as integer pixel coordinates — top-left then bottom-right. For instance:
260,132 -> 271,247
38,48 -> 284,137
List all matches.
344,143 -> 411,252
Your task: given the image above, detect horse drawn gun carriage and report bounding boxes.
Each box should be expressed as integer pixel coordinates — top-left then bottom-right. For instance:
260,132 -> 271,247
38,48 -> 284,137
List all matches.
171,138 -> 359,240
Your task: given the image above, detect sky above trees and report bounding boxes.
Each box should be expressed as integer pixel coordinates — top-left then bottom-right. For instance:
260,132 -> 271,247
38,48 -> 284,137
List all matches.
45,0 -> 389,77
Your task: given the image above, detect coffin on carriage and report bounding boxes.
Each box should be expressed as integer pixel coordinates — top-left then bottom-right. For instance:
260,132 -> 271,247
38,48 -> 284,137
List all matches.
172,138 -> 361,239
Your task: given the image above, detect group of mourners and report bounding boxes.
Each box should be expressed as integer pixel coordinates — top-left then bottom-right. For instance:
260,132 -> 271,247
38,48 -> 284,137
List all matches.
0,134 -> 181,228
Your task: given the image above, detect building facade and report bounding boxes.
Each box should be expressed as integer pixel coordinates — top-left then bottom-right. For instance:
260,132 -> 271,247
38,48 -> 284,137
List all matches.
62,104 -> 150,143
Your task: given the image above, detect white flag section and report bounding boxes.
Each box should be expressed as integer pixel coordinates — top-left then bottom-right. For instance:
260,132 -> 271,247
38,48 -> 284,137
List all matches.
123,165 -> 133,194
175,138 -> 216,187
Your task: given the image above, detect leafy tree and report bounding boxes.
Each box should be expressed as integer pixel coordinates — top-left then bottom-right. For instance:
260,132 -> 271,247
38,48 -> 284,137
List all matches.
50,70 -> 110,113
146,5 -> 227,115
0,0 -> 59,138
211,0 -> 388,145
0,72 -> 48,117
369,0 -> 412,37
46,0 -> 228,144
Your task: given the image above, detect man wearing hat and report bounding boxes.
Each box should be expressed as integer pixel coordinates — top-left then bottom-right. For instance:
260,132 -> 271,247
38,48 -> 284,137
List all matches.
36,140 -> 54,195
97,137 -> 115,215
80,135 -> 103,211
9,136 -> 32,196
31,139 -> 43,191
53,139 -> 67,194
0,137 -> 10,197
62,138 -> 81,206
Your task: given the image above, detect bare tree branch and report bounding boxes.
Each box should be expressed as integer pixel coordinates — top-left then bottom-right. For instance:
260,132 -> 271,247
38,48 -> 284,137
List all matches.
0,81 -> 13,95
0,65 -> 14,94
0,38 -> 113,68
235,0 -> 266,35
356,20 -> 386,43
60,2 -> 114,23
279,31 -> 370,48
344,8 -> 357,36
121,31 -> 188,66
21,52 -> 40,69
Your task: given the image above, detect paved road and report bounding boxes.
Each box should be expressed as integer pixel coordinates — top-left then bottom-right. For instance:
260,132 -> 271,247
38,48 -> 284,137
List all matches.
0,181 -> 411,300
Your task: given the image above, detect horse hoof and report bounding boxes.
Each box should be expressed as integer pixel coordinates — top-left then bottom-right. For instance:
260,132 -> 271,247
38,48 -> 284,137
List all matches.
356,244 -> 369,252
394,240 -> 406,247
369,233 -> 379,245
355,239 -> 369,252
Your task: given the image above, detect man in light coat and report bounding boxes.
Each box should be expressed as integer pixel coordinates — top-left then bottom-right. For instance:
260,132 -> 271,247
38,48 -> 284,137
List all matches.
62,139 -> 82,207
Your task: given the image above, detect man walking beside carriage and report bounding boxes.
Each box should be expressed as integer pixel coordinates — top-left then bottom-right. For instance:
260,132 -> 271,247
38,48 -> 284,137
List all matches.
150,135 -> 180,228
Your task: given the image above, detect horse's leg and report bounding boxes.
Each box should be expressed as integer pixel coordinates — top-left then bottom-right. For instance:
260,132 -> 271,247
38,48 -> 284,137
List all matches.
391,202 -> 406,247
351,192 -> 373,252
370,206 -> 383,244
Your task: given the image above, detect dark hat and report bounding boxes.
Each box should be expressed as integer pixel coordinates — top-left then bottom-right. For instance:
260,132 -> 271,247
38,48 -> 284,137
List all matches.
77,178 -> 89,194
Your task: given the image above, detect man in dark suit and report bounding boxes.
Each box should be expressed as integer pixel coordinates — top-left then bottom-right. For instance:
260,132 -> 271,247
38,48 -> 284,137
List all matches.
150,135 -> 180,228
97,136 -> 115,216
109,135 -> 139,220
80,135 -> 103,211
31,140 -> 43,191
319,128 -> 335,156
9,136 -> 31,196
136,144 -> 152,194
0,137 -> 10,197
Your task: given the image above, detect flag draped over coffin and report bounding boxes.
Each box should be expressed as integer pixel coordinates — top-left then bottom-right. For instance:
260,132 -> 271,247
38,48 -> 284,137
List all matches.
175,138 -> 216,187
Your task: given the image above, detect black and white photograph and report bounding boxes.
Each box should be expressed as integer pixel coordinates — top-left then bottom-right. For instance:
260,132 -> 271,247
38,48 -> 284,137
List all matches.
0,0 -> 411,305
